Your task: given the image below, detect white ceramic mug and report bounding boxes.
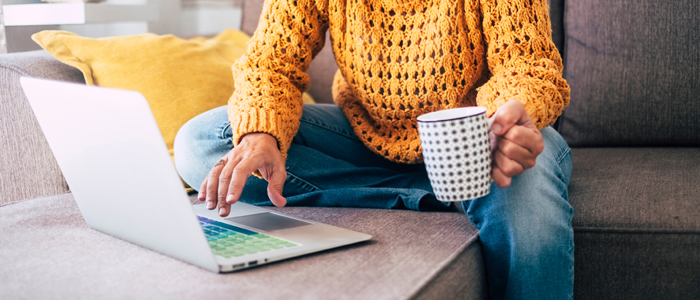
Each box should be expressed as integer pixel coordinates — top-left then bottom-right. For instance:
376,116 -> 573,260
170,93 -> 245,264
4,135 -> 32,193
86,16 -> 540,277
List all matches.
417,107 -> 493,202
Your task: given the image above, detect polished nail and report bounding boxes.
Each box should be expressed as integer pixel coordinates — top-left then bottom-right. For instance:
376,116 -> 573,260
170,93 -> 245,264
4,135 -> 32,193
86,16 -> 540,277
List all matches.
219,207 -> 227,216
206,201 -> 215,209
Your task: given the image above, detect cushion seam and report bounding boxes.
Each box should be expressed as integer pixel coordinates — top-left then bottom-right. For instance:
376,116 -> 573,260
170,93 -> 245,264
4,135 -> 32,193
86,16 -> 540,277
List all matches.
0,63 -> 35,78
0,191 -> 72,208
574,226 -> 700,234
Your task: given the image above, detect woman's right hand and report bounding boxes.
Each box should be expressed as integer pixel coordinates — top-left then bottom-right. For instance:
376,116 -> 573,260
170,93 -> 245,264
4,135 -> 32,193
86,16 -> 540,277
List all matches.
198,132 -> 287,217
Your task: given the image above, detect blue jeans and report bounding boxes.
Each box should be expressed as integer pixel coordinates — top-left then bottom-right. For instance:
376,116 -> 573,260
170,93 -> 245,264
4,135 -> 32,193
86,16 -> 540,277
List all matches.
174,104 -> 574,300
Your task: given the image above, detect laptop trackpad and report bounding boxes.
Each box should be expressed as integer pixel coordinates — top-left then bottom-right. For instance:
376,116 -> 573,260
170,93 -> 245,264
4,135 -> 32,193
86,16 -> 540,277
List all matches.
225,213 -> 312,232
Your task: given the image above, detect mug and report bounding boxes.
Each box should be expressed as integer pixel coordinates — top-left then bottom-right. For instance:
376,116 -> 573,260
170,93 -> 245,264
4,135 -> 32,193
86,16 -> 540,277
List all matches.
417,107 -> 493,202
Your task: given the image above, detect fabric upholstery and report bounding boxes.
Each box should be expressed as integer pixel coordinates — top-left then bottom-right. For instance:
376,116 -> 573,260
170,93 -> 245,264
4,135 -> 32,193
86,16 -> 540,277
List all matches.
241,0 -> 338,104
0,193 -> 485,300
568,148 -> 700,299
568,148 -> 700,231
548,0 -> 565,58
0,51 -> 82,206
557,0 -> 700,146
574,232 -> 700,300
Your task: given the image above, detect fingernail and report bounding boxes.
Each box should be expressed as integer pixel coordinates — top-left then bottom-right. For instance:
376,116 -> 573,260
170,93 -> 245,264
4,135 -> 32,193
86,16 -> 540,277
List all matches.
206,201 -> 215,209
219,207 -> 227,216
226,194 -> 235,203
492,123 -> 502,134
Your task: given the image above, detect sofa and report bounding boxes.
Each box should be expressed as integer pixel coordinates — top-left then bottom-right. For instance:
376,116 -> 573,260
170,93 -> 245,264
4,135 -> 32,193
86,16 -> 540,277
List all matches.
1,0 -> 698,299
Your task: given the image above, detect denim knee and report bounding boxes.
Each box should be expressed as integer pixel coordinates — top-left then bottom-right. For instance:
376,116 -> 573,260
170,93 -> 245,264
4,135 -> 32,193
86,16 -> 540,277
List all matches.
464,127 -> 574,299
173,106 -> 231,189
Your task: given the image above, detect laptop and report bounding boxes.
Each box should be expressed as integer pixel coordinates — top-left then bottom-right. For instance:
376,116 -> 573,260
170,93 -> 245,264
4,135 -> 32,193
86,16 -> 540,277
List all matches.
20,77 -> 372,273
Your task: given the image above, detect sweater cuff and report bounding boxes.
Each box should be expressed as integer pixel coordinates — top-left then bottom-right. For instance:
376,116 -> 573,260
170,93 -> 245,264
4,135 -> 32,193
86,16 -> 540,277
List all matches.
228,103 -> 297,161
476,65 -> 569,129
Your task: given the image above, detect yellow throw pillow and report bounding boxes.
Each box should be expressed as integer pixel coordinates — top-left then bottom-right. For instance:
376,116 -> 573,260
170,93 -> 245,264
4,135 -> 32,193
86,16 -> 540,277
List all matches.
32,29 -> 315,162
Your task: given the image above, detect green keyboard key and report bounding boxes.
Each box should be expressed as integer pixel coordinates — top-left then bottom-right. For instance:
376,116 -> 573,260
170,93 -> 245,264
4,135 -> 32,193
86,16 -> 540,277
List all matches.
280,242 -> 296,247
221,236 -> 237,243
257,246 -> 273,252
266,243 -> 283,249
231,251 -> 245,257
241,248 -> 259,254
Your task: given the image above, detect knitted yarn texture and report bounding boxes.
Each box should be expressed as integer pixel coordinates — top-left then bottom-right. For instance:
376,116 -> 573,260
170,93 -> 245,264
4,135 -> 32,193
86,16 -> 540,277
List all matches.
229,0 -> 569,164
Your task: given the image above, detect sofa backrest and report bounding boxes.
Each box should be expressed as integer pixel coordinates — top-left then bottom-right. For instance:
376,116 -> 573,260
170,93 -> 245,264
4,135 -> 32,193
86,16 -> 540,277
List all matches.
556,0 -> 700,146
0,51 -> 84,206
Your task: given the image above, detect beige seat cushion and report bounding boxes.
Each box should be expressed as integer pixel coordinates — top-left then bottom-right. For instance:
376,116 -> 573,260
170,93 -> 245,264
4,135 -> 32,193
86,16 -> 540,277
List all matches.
0,193 -> 486,300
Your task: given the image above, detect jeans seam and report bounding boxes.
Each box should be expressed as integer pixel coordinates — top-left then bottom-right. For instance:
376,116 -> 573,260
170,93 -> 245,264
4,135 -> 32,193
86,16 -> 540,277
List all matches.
555,147 -> 571,165
286,170 -> 321,191
299,118 -> 360,141
554,147 -> 571,186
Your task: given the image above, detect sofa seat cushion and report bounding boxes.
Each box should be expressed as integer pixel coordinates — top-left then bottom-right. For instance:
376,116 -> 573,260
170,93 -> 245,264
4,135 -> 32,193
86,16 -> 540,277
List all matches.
0,193 -> 486,300
569,148 -> 700,231
568,148 -> 700,299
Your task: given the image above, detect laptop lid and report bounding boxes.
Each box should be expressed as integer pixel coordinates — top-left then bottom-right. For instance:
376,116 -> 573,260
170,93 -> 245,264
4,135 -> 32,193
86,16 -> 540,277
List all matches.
21,77 -> 220,272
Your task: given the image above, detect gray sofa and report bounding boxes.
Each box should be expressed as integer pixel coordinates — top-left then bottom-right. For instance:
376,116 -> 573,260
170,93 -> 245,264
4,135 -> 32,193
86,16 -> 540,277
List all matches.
1,0 -> 698,299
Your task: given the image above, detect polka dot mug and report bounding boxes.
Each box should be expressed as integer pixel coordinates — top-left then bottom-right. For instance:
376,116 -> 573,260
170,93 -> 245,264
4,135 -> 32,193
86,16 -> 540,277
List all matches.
417,107 -> 493,202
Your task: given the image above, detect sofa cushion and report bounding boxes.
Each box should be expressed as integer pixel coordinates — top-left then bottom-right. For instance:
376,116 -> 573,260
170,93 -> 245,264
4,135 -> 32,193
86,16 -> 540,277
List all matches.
0,50 -> 82,206
569,148 -> 700,231
568,148 -> 700,299
557,0 -> 700,146
0,193 -> 487,300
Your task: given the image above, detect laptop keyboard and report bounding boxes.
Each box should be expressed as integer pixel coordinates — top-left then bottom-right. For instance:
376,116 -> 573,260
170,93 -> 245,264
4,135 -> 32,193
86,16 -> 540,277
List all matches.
198,216 -> 299,258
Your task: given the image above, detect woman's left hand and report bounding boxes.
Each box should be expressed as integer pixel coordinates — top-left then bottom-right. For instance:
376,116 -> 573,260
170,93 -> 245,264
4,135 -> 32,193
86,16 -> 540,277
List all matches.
489,100 -> 544,188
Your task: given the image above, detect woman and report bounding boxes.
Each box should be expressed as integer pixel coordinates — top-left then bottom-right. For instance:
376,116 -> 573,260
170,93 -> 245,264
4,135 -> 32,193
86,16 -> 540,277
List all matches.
175,0 -> 573,299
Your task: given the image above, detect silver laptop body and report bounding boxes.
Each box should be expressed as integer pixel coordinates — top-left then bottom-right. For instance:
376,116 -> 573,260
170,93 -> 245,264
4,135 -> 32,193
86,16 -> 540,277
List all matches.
20,77 -> 372,273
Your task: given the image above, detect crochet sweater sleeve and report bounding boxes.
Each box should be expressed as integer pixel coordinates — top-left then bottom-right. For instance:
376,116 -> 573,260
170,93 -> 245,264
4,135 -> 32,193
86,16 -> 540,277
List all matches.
476,0 -> 569,129
228,0 -> 329,158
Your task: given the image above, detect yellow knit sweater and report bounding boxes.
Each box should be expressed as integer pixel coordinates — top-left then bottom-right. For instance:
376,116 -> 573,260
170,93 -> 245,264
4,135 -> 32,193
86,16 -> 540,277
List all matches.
229,0 -> 569,164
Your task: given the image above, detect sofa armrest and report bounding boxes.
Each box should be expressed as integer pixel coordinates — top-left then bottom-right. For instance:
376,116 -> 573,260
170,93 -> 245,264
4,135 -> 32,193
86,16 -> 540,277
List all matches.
0,50 -> 85,206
